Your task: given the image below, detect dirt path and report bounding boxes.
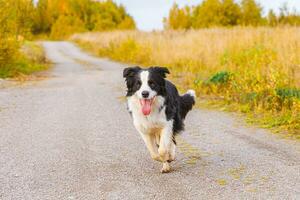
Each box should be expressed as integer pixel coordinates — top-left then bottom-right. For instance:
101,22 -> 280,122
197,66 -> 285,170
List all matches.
0,42 -> 299,199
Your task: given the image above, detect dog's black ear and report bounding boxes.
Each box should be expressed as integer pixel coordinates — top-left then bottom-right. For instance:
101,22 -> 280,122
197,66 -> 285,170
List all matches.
123,66 -> 141,78
151,66 -> 170,78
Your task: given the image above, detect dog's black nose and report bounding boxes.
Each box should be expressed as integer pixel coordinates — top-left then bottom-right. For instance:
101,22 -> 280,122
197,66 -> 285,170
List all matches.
142,91 -> 149,98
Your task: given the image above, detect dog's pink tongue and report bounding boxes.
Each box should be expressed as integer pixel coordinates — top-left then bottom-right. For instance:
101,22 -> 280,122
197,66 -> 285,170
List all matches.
140,99 -> 152,115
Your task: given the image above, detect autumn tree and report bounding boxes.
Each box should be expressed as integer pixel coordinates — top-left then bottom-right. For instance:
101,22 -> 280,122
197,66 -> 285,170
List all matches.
14,0 -> 35,38
220,0 -> 241,26
192,0 -> 223,28
278,3 -> 300,26
267,9 -> 278,26
32,0 -> 54,34
239,0 -> 263,26
50,15 -> 85,39
0,0 -> 18,67
0,0 -> 35,68
163,0 -> 300,29
166,0 -> 242,29
33,0 -> 135,38
164,3 -> 191,30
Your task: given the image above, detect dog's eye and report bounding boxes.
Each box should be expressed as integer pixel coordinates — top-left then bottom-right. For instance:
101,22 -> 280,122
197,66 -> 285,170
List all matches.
148,80 -> 155,87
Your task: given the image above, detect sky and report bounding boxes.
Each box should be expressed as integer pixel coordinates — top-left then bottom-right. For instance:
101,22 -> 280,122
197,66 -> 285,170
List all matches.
113,0 -> 300,31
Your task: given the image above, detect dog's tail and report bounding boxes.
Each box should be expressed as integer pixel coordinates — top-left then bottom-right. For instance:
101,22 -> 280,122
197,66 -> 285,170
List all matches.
180,89 -> 196,119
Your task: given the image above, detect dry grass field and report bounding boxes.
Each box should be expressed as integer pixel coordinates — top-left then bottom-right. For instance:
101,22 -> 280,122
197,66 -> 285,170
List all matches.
71,27 -> 300,137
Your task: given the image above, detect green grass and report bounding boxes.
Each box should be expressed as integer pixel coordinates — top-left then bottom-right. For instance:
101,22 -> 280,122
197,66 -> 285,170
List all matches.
0,58 -> 46,78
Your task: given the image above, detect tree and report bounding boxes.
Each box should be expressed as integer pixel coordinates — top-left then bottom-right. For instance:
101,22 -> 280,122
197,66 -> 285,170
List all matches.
32,0 -> 136,37
267,9 -> 278,26
164,0 -> 243,28
164,0 -> 300,29
14,0 -> 35,38
0,0 -> 21,67
220,0 -> 241,26
32,0 -> 52,34
50,14 -> 85,39
117,16 -> 136,30
278,3 -> 300,26
164,3 -> 191,30
192,0 -> 223,28
240,0 -> 263,26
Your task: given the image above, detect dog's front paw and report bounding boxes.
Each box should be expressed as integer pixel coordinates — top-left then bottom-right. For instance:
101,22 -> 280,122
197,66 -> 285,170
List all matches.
151,154 -> 162,162
161,162 -> 171,173
158,148 -> 170,162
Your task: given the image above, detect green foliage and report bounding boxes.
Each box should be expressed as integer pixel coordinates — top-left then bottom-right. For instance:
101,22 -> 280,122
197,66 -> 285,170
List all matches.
165,0 -> 300,29
208,71 -> 231,84
276,88 -> 300,100
0,57 -> 46,78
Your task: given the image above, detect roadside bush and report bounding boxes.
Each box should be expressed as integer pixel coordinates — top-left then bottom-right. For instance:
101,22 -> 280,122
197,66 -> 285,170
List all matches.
0,37 -> 20,68
207,71 -> 231,85
0,42 -> 48,78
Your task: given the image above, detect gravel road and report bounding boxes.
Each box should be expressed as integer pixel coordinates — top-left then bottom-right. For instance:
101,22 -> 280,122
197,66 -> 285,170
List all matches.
0,42 -> 299,200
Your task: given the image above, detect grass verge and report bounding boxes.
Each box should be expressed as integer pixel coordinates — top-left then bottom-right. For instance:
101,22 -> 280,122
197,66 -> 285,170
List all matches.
0,41 -> 49,79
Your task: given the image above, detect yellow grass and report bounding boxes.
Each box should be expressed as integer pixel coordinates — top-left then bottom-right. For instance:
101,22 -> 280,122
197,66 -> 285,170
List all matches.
71,27 -> 300,136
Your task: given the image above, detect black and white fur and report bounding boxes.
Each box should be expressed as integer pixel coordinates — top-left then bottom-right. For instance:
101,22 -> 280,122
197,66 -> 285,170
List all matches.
123,66 -> 195,173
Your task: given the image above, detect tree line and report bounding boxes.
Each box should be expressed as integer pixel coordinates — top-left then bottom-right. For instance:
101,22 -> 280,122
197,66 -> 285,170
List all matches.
0,0 -> 135,69
164,0 -> 300,29
4,0 -> 135,39
34,0 -> 135,39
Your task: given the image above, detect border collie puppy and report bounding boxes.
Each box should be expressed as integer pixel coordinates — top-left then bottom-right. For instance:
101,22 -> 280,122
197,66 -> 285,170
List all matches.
123,66 -> 196,173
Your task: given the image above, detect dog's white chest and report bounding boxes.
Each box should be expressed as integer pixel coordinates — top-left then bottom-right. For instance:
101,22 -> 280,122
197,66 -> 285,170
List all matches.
127,95 -> 167,133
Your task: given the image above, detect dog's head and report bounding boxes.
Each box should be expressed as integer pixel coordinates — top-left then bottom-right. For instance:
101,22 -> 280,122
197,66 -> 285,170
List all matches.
123,66 -> 170,115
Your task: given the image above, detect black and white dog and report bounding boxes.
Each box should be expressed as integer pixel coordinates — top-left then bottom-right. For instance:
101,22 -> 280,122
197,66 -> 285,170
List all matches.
123,66 -> 195,173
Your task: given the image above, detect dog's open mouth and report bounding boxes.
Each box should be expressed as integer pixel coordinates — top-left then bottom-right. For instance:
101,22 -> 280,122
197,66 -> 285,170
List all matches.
139,97 -> 155,115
